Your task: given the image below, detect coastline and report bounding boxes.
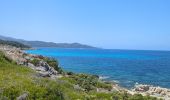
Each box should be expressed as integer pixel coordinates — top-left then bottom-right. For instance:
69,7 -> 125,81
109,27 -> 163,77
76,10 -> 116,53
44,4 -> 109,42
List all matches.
25,48 -> 170,99
100,77 -> 170,99
25,47 -> 170,99
1,45 -> 170,99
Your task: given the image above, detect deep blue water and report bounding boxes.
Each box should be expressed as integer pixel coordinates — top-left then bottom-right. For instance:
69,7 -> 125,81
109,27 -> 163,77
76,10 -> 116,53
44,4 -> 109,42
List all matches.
25,48 -> 170,89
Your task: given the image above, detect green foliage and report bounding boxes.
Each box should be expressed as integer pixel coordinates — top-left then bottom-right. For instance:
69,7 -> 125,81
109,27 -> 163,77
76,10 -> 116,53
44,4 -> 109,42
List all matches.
0,39 -> 30,48
96,82 -> 112,90
30,58 -> 40,66
61,73 -> 112,92
67,71 -> 74,75
129,94 -> 158,100
44,57 -> 64,74
57,67 -> 64,74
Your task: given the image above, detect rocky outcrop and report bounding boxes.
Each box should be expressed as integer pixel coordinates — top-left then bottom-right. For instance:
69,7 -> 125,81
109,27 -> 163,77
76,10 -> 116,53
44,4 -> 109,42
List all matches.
0,45 -> 61,79
134,85 -> 150,92
30,60 -> 58,77
132,84 -> 170,99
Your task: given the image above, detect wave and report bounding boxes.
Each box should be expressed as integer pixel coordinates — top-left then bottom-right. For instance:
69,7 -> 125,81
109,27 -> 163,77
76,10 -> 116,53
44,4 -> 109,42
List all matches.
111,80 -> 120,83
99,76 -> 110,80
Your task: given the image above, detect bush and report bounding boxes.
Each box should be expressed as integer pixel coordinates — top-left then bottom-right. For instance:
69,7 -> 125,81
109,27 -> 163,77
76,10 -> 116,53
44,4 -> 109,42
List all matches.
67,72 -> 74,75
96,82 -> 112,90
30,58 -> 40,66
44,58 -> 60,70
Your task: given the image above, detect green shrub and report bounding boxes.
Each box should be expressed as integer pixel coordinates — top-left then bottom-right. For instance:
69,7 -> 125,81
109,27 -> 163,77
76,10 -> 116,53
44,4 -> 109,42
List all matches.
67,71 -> 74,75
44,58 -> 58,68
96,82 -> 112,90
30,58 -> 40,66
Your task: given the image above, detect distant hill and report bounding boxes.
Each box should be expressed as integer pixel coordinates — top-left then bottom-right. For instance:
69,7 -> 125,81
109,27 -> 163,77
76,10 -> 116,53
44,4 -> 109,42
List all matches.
0,39 -> 30,48
0,35 -> 97,48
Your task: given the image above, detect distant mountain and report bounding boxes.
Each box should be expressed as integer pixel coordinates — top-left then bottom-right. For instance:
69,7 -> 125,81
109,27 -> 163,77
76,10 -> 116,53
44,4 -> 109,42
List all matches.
0,39 -> 30,48
0,35 -> 97,48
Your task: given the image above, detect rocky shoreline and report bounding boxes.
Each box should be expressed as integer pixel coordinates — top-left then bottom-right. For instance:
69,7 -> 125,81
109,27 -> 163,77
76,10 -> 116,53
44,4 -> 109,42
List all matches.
131,84 -> 170,100
1,45 -> 170,100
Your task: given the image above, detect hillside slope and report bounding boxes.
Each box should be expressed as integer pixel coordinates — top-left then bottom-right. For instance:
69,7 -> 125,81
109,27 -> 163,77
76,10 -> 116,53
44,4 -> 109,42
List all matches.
0,35 -> 97,48
0,39 -> 30,48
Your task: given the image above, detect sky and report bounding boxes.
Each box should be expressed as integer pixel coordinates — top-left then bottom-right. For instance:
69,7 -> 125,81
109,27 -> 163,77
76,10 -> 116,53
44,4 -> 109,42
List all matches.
0,0 -> 170,50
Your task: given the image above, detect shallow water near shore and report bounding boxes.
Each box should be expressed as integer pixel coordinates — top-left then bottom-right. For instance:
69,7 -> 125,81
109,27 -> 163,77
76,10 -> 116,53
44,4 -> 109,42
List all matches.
25,48 -> 170,89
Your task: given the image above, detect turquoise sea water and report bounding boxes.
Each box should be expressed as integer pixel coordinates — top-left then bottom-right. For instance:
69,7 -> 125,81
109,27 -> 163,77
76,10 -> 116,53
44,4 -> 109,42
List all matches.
25,48 -> 170,89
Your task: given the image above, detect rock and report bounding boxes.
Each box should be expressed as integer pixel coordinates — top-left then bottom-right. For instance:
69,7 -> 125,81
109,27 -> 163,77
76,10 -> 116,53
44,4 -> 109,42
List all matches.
38,61 -> 50,71
43,62 -> 50,71
150,87 -> 156,92
24,56 -> 31,60
134,85 -> 150,92
0,45 -> 61,79
38,61 -> 58,75
160,91 -> 166,95
27,63 -> 35,69
17,93 -> 28,100
35,66 -> 46,72
133,84 -> 170,99
48,67 -> 57,75
155,88 -> 162,94
38,72 -> 50,77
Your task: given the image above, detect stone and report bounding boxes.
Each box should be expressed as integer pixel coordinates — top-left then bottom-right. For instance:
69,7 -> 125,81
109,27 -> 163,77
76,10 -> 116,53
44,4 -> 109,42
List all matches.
155,88 -> 162,94
27,63 -> 35,68
160,91 -> 166,95
17,93 -> 28,100
35,66 -> 46,72
134,85 -> 150,92
38,72 -> 50,77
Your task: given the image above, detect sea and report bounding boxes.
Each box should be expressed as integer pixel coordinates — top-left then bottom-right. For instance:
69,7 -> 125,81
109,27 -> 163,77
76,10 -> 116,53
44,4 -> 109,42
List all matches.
25,48 -> 170,89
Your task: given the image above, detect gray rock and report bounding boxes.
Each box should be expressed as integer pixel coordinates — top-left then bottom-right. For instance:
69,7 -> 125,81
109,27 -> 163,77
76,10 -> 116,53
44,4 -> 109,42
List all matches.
38,72 -> 50,77
17,93 -> 28,100
35,66 -> 46,71
27,63 -> 35,69
134,85 -> 150,92
43,63 -> 50,71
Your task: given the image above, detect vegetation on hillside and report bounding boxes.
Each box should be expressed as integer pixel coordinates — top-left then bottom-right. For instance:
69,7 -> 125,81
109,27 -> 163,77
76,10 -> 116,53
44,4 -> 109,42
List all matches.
0,39 -> 30,48
0,51 -> 161,100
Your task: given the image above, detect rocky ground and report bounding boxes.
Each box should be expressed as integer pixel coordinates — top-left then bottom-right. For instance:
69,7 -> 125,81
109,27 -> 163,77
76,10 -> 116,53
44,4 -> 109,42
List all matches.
0,45 -> 61,79
131,84 -> 170,100
1,45 -> 170,100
